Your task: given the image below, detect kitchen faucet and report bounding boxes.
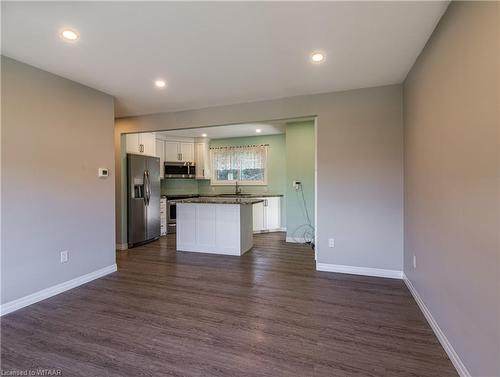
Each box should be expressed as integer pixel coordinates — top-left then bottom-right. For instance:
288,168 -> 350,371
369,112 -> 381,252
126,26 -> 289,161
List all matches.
235,181 -> 242,195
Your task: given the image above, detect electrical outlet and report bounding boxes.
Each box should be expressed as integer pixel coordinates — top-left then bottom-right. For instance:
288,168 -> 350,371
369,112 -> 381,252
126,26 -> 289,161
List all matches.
413,255 -> 417,269
60,250 -> 69,263
328,238 -> 335,248
293,181 -> 302,190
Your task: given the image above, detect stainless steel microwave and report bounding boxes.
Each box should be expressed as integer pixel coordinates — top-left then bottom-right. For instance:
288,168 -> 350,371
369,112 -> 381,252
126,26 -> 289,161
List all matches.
164,162 -> 196,179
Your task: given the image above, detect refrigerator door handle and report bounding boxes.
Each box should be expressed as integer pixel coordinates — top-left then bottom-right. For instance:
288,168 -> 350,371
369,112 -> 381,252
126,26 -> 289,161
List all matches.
143,170 -> 149,206
146,170 -> 151,206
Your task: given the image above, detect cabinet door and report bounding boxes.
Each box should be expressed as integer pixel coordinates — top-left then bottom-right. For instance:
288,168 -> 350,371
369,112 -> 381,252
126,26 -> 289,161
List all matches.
252,200 -> 265,232
155,139 -> 165,178
140,133 -> 156,157
195,142 -> 210,179
180,142 -> 194,163
165,141 -> 180,162
125,133 -> 141,154
265,197 -> 281,230
195,143 -> 205,178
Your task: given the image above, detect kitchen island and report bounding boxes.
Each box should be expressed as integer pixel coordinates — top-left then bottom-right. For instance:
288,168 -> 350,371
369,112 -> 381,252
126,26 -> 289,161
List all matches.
173,197 -> 264,256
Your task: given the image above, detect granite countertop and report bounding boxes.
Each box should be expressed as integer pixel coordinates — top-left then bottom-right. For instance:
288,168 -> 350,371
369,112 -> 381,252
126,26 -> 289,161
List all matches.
163,194 -> 199,199
202,194 -> 283,198
163,193 -> 283,199
172,197 -> 264,205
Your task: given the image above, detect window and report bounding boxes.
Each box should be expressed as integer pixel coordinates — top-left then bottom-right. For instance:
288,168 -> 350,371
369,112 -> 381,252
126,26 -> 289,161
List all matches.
211,145 -> 268,185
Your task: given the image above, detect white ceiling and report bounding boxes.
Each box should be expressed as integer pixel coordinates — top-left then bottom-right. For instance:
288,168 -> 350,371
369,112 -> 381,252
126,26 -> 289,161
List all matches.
2,2 -> 448,118
156,121 -> 288,139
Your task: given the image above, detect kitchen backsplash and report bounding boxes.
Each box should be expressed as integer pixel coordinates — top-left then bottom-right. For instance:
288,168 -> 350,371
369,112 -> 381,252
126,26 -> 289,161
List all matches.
160,179 -> 199,196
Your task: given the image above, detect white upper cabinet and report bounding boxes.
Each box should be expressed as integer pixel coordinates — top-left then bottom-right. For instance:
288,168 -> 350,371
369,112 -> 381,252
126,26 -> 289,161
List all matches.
125,134 -> 140,155
141,133 -> 156,156
126,132 -> 156,157
165,140 -> 180,162
155,139 -> 165,178
179,142 -> 194,163
164,140 -> 195,163
195,142 -> 211,179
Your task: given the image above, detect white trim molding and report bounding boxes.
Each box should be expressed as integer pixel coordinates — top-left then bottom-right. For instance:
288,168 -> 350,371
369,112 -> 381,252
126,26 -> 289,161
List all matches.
0,264 -> 117,316
116,243 -> 128,250
403,274 -> 471,377
316,263 -> 403,279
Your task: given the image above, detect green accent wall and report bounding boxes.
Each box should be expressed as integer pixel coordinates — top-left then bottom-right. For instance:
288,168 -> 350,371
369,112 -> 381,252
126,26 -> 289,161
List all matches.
285,121 -> 315,242
198,134 -> 287,225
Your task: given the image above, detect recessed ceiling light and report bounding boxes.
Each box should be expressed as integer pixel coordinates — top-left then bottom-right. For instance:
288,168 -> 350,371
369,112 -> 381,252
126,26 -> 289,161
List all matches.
256,129 -> 262,133
154,80 -> 167,88
201,133 -> 207,137
61,29 -> 79,41
311,52 -> 325,63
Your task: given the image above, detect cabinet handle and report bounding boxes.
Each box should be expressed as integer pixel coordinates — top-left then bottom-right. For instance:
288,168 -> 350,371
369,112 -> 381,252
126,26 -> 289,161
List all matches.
264,199 -> 268,207
203,169 -> 205,177
180,153 -> 183,161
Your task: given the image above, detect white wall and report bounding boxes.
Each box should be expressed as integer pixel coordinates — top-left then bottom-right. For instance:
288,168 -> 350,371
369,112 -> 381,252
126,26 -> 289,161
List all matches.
116,84 -> 404,273
404,2 -> 499,376
1,57 -> 116,306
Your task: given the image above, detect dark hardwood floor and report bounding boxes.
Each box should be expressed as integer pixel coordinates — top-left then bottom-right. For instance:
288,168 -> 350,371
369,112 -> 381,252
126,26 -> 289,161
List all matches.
1,232 -> 457,376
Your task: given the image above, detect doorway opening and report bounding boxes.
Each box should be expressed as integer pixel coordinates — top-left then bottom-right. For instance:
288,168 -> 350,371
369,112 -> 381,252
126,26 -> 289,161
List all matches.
118,117 -> 317,254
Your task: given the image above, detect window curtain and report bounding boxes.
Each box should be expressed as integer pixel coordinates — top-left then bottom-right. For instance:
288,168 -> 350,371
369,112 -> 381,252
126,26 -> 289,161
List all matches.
211,145 -> 267,182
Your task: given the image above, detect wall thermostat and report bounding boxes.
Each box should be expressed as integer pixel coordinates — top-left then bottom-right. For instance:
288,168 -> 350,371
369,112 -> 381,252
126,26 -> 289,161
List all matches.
98,168 -> 109,178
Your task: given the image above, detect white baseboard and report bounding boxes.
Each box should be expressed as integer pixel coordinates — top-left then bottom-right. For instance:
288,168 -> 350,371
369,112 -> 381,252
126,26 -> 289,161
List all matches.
316,263 -> 403,279
0,264 -> 117,316
403,274 -> 470,377
116,243 -> 128,250
286,236 -> 307,243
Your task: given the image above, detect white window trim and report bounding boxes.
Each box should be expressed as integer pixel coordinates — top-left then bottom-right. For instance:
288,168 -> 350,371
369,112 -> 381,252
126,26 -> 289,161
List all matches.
210,146 -> 268,186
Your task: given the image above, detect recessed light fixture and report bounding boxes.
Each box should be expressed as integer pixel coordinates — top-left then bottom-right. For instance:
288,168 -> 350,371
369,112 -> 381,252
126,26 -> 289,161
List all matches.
311,52 -> 325,63
256,129 -> 262,133
201,133 -> 207,137
154,80 -> 167,88
61,29 -> 79,41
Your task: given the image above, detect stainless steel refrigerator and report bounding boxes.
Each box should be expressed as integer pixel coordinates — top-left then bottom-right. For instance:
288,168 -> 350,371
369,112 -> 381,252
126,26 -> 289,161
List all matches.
127,154 -> 160,248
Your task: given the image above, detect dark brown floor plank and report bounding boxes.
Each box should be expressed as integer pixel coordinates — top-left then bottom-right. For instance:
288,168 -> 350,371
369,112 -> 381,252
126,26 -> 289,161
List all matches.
1,232 -> 457,376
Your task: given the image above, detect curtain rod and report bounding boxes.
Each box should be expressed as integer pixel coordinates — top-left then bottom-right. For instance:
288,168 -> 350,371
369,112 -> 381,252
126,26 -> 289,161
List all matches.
209,144 -> 269,150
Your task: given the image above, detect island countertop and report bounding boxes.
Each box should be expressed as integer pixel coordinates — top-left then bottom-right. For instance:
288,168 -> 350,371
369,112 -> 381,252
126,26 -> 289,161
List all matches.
172,197 -> 264,205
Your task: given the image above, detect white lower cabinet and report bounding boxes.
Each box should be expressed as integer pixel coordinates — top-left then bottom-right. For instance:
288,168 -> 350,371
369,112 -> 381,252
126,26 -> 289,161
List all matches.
252,201 -> 265,232
160,197 -> 167,236
177,203 -> 253,255
252,197 -> 281,233
265,197 -> 281,230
